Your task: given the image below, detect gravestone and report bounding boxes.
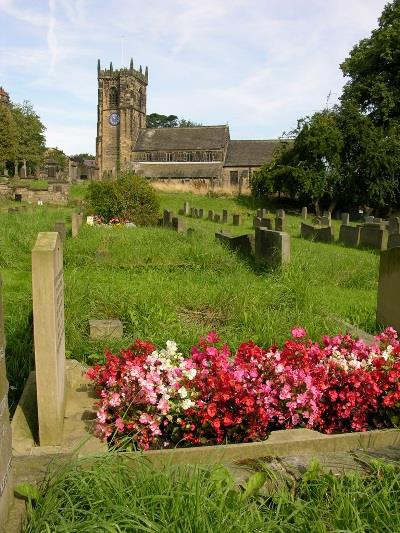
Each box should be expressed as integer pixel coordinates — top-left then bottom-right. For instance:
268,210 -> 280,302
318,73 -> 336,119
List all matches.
257,208 -> 269,219
184,201 -> 190,216
0,275 -> 13,531
388,233 -> 400,249
190,207 -> 195,218
32,232 -> 65,446
178,208 -> 184,216
222,209 -> 228,224
208,210 -> 214,221
198,208 -> 204,219
89,319 -> 123,340
71,213 -> 83,238
300,223 -> 334,243
261,218 -> 272,229
359,225 -> 388,251
215,232 -> 254,257
233,214 -> 241,226
365,215 -> 374,223
172,216 -> 186,233
377,247 -> 400,331
339,225 -> 360,247
276,209 -> 285,219
193,208 -> 199,218
341,213 -> 350,225
54,221 -> 67,243
373,217 -> 382,223
301,207 -> 307,220
388,217 -> 400,235
214,213 -> 221,223
320,216 -> 331,226
163,209 -> 172,226
275,217 -> 284,232
255,228 -> 290,268
253,217 -> 262,229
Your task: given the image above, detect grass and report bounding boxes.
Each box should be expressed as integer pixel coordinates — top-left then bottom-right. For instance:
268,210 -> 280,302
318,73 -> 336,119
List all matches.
22,454 -> 400,532
1,190 -> 380,411
7,179 -> 49,190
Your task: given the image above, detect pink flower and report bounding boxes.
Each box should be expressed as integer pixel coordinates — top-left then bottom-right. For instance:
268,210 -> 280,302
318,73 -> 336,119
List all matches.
115,417 -> 124,432
291,327 -> 307,338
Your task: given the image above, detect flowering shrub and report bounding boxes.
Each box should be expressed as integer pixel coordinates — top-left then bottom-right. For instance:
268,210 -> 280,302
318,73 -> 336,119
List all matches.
87,328 -> 400,450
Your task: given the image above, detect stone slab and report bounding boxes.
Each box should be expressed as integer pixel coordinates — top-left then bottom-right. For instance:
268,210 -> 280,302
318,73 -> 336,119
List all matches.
89,319 -> 123,340
53,221 -> 66,243
255,228 -> 290,268
339,225 -> 360,247
388,233 -> 400,249
301,223 -> 334,243
377,247 -> 400,331
359,226 -> 388,251
32,232 -> 65,446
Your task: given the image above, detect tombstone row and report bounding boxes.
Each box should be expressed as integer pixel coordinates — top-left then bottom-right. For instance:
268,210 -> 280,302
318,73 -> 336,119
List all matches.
160,209 -> 186,233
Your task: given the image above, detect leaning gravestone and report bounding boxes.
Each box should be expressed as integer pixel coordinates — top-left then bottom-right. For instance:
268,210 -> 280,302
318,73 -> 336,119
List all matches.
233,214 -> 241,226
377,247 -> 400,331
32,232 -> 65,446
0,275 -> 13,530
255,228 -> 290,268
54,221 -> 67,243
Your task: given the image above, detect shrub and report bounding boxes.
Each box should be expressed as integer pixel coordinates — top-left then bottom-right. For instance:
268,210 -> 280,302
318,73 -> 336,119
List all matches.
86,173 -> 160,225
87,327 -> 400,450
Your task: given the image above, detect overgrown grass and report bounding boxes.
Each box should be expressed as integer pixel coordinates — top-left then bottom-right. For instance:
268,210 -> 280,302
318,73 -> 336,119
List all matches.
0,192 -> 380,410
23,455 -> 400,532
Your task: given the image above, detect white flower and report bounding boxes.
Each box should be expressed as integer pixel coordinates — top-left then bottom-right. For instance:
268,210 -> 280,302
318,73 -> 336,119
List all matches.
178,386 -> 188,398
166,340 -> 177,355
183,368 -> 197,380
182,398 -> 195,410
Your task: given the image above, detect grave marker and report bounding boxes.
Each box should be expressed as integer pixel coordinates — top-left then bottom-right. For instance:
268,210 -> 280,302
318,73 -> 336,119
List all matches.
388,233 -> 400,249
163,209 -> 173,226
275,217 -> 284,232
255,228 -> 290,268
0,275 -> 13,531
89,319 -> 123,340
301,223 -> 334,243
172,216 -> 186,233
277,209 -> 285,219
54,221 -> 67,243
222,210 -> 228,224
232,214 -> 241,226
71,213 -> 83,238
215,232 -> 254,257
388,217 -> 400,235
377,247 -> 400,331
208,210 -> 214,221
359,225 -> 388,251
184,201 -> 190,216
339,225 -> 360,247
341,213 -> 350,225
32,232 -> 65,446
301,207 -> 307,220
214,213 -> 221,223
198,208 -> 204,219
320,216 -> 331,226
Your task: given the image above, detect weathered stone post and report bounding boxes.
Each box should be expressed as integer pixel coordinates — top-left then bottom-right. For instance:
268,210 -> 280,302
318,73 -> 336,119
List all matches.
214,214 -> 221,223
222,210 -> 228,224
208,210 -> 214,221
301,207 -> 307,220
184,201 -> 190,216
32,233 -> 65,446
198,208 -> 204,219
255,228 -> 290,268
233,214 -> 241,226
0,275 -> 13,530
54,221 -> 67,243
71,213 -> 83,238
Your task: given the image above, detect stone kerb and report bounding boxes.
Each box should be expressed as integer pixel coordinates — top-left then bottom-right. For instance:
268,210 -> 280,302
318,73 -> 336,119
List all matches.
359,225 -> 388,251
255,228 -> 290,268
339,225 -> 361,247
32,232 -> 65,446
377,246 -> 400,332
0,275 -> 13,531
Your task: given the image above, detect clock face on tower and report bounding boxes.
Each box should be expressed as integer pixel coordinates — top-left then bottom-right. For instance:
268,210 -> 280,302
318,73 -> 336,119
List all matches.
108,112 -> 120,126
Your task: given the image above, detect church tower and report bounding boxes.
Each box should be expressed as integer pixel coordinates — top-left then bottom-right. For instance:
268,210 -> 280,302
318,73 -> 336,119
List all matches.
96,59 -> 148,178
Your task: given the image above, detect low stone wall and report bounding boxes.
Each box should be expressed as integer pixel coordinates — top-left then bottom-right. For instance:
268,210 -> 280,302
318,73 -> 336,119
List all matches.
0,183 -> 69,205
300,223 -> 334,243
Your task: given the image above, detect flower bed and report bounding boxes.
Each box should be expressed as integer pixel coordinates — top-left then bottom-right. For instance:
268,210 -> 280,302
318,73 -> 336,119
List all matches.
87,328 -> 400,451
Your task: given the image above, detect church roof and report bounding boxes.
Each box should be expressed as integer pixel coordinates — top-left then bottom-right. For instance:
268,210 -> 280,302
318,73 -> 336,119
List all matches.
134,126 -> 229,151
134,162 -> 223,179
225,140 -> 281,167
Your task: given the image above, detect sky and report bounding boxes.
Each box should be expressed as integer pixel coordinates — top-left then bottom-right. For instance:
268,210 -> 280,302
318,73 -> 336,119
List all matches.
0,0 -> 389,156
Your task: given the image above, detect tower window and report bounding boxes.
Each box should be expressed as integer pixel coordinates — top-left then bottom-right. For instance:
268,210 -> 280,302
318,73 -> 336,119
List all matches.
109,86 -> 119,108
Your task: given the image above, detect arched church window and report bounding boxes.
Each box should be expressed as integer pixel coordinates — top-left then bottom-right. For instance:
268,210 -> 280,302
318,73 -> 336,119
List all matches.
109,86 -> 119,108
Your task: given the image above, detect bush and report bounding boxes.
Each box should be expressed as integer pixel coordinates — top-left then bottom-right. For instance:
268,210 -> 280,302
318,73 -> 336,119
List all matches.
86,173 -> 160,225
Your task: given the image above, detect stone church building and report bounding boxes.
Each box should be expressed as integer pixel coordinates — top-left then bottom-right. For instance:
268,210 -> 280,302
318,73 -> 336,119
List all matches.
96,60 -> 280,187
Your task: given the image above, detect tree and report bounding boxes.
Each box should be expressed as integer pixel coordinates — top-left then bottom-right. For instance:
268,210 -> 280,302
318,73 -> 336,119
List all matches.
340,0 -> 400,128
146,113 -> 203,128
13,101 -> 46,169
46,147 -> 68,171
0,102 -> 18,169
70,153 -> 95,165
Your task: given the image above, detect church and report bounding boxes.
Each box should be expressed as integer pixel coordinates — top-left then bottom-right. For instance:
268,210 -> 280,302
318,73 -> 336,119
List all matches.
95,59 -> 280,187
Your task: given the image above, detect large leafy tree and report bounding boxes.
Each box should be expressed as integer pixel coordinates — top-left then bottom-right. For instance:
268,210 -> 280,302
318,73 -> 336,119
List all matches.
146,113 -> 202,128
0,102 -> 18,169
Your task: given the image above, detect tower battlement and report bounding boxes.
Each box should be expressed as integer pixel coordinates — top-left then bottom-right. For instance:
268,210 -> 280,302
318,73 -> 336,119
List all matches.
97,59 -> 148,84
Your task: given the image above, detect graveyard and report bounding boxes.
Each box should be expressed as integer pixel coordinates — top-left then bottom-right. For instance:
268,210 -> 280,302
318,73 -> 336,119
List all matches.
2,184 -> 400,530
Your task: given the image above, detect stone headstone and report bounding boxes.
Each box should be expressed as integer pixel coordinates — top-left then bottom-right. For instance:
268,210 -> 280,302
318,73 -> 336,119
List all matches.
377,247 -> 400,331
89,319 -> 123,340
32,232 -> 65,446
163,209 -> 172,226
222,210 -> 228,224
190,207 -> 195,218
256,208 -> 269,219
54,221 -> 67,243
275,217 -> 284,232
208,210 -> 214,221
323,211 -> 331,219
71,213 -> 83,238
178,209 -> 184,216
339,225 -> 361,247
198,208 -> 204,219
193,208 -> 199,218
365,215 -> 374,223
215,232 -> 254,257
253,217 -> 262,229
301,207 -> 307,220
320,216 -> 332,226
373,217 -> 382,223
261,218 -> 272,229
388,217 -> 400,235
0,275 -> 13,530
276,209 -> 285,219
232,214 -> 241,226
184,201 -> 190,216
359,225 -> 388,251
172,216 -> 186,233
341,213 -> 350,225
301,223 -> 334,243
388,233 -> 400,250
255,228 -> 290,268
214,213 -> 221,223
